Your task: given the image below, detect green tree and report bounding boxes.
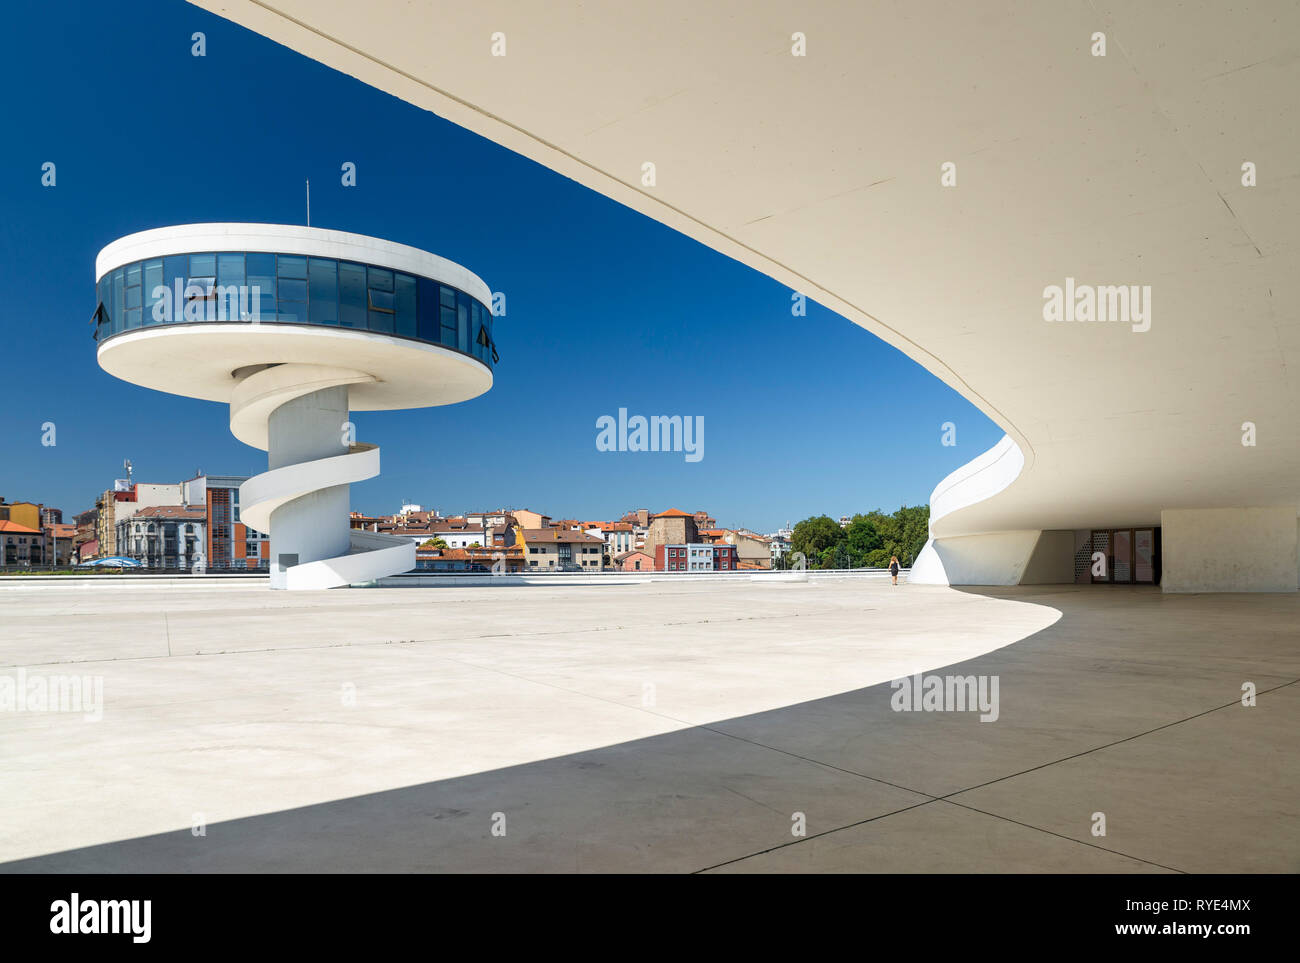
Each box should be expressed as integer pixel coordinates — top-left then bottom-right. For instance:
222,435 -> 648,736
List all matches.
845,515 -> 882,566
791,515 -> 844,564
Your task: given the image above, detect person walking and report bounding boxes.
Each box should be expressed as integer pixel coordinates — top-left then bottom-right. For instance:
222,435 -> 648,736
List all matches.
888,555 -> 900,586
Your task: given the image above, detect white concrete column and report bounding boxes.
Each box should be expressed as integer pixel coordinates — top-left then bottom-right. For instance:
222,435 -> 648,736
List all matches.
1161,507 -> 1299,593
266,385 -> 352,590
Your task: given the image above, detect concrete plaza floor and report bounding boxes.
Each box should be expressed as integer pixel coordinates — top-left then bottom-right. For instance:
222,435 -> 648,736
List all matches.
0,576 -> 1296,872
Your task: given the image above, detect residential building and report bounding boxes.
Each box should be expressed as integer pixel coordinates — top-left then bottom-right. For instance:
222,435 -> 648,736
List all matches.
522,528 -> 604,571
0,500 -> 43,531
712,543 -> 740,571
414,543 -> 525,573
464,510 -> 512,528
1,520 -> 45,566
656,543 -> 738,572
182,474 -> 268,570
73,507 -> 98,559
621,509 -> 650,527
511,509 -> 552,530
117,505 -> 206,569
94,481 -> 184,558
613,550 -> 654,572
422,517 -> 492,548
643,508 -> 699,559
768,532 -> 792,566
44,523 -> 77,565
693,511 -> 716,531
349,512 -> 386,531
725,529 -> 773,570
585,521 -> 636,560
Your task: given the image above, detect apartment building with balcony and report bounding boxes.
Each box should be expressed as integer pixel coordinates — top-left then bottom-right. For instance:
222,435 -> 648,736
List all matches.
522,528 -> 604,571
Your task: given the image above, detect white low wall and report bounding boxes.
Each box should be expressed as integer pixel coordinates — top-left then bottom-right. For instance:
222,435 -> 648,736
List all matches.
1161,507 -> 1299,593
908,530 -> 1041,586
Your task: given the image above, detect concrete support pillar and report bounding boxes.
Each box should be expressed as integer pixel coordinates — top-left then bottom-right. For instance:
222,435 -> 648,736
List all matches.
266,385 -> 352,590
1161,507 -> 1299,593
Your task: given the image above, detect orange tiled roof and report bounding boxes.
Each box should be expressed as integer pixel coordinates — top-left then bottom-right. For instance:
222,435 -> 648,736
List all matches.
0,520 -> 42,535
130,505 -> 206,520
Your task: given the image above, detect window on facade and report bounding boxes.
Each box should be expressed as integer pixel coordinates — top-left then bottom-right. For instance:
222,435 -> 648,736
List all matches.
246,253 -> 277,321
395,274 -> 417,338
308,258 -> 338,324
339,262 -> 366,328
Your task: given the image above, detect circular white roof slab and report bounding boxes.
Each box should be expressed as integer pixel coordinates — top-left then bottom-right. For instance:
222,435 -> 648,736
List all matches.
97,323 -> 491,409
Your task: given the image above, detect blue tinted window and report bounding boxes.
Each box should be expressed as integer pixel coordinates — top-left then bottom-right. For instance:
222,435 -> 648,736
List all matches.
470,301 -> 482,360
395,275 -> 417,338
417,278 -> 438,341
368,299 -> 394,332
96,254 -> 492,366
440,303 -> 457,346
367,288 -> 394,312
113,269 -> 124,334
246,253 -> 276,277
276,298 -> 306,323
163,256 -> 187,324
308,258 -> 337,324
277,255 -> 307,279
339,262 -> 366,328
143,260 -> 163,325
277,278 -> 307,302
246,254 -> 276,322
456,291 -> 470,352
217,253 -> 245,284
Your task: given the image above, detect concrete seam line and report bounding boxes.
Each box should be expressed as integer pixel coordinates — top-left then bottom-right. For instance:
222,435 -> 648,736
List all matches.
936,798 -> 1186,874
939,676 -> 1300,800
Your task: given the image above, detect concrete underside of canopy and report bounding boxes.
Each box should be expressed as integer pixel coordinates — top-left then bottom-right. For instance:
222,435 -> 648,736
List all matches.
97,324 -> 491,409
192,1 -> 1300,579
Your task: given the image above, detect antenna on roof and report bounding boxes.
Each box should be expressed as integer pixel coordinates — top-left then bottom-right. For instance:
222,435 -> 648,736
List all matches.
306,179 -> 311,227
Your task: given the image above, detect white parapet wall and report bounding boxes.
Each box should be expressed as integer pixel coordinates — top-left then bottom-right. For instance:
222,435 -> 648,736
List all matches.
1161,507 -> 1299,593
909,531 -> 1042,586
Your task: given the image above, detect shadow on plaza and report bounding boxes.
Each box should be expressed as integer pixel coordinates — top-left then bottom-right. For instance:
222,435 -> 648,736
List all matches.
4,585 -> 1296,873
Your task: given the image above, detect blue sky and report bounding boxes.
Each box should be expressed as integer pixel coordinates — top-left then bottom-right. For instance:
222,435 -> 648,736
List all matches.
0,0 -> 1002,533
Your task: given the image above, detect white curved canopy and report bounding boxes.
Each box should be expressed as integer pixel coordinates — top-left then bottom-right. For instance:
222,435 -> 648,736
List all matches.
194,0 -> 1300,538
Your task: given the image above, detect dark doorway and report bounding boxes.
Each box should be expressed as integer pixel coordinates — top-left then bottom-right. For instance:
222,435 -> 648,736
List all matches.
1090,528 -> 1160,584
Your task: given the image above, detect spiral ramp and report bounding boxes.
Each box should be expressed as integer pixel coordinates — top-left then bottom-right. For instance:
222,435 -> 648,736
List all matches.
231,364 -> 415,590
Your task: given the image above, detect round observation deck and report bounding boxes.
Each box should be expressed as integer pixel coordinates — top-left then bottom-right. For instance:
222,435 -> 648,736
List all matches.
93,223 -> 496,408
